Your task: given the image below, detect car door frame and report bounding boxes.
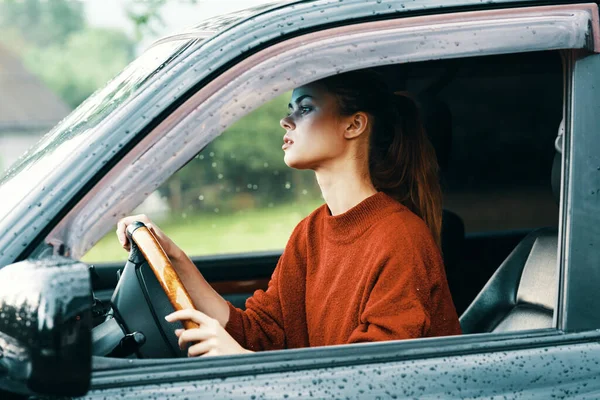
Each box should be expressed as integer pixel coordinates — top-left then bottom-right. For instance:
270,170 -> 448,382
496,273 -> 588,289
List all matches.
64,3 -> 600,398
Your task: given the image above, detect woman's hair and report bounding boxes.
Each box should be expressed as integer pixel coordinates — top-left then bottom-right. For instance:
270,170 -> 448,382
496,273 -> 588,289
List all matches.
317,69 -> 443,248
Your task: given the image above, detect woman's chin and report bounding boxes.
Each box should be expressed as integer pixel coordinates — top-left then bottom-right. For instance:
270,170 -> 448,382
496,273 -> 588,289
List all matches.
284,153 -> 308,170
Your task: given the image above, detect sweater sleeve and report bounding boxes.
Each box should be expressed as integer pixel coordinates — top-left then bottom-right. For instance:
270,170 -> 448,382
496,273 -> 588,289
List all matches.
347,239 -> 435,343
225,220 -> 307,351
225,259 -> 286,351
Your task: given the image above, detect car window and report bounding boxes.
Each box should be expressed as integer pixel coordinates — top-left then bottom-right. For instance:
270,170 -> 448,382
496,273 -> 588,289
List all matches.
83,94 -> 322,262
85,51 -> 563,266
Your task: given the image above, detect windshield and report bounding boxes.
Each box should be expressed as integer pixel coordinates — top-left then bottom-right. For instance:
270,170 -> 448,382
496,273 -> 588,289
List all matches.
0,39 -> 193,222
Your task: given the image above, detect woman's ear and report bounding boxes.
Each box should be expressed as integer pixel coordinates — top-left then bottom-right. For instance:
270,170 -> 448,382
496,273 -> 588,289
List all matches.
343,112 -> 369,139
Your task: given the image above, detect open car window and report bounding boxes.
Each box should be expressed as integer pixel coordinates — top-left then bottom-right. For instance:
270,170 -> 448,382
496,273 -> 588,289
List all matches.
39,0 -> 600,372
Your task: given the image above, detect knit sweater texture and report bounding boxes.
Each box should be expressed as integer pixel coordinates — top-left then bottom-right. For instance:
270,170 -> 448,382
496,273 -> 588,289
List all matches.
225,191 -> 461,350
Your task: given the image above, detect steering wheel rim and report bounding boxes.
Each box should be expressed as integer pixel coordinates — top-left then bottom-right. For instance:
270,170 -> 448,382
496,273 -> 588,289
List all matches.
125,221 -> 199,331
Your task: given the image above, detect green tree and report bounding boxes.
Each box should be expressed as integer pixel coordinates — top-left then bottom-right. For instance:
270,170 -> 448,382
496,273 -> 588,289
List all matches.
0,0 -> 85,48
22,28 -> 135,108
0,0 -> 136,109
158,93 -> 321,214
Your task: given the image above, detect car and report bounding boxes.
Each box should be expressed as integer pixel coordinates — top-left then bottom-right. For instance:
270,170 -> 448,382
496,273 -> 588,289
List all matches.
1,0 -> 600,398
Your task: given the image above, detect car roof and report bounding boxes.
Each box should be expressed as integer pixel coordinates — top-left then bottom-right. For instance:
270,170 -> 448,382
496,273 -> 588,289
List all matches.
156,0 -> 551,44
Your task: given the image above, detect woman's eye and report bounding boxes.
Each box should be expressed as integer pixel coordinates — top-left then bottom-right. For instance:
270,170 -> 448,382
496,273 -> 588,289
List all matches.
300,106 -> 312,114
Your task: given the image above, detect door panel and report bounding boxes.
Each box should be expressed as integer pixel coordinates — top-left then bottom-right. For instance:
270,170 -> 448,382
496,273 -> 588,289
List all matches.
85,331 -> 600,398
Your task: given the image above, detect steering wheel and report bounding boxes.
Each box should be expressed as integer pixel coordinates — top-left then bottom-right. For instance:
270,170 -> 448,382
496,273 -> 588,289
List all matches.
91,221 -> 198,358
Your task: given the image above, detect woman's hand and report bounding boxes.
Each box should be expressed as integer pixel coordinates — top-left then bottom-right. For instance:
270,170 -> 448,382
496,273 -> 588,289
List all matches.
116,214 -> 181,258
165,309 -> 252,357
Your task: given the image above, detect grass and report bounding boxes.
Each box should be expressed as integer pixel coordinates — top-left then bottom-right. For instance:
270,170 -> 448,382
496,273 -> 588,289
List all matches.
83,199 -> 324,263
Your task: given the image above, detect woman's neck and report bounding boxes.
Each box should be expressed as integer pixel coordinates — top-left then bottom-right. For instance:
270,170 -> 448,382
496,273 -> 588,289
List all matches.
315,160 -> 377,216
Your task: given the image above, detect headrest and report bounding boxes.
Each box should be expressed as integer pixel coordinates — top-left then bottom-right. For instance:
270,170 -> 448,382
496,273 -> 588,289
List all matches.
515,229 -> 558,310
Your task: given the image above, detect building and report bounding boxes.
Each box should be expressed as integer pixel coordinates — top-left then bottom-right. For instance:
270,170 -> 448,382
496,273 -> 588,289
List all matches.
0,43 -> 71,172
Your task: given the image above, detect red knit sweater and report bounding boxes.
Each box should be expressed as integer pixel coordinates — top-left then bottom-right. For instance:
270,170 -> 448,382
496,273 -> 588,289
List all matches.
225,192 -> 461,350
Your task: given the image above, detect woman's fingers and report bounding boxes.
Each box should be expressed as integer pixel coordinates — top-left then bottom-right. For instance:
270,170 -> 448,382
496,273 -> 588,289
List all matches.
167,311 -> 248,357
177,326 -> 212,350
115,214 -> 152,251
115,220 -> 129,249
165,309 -> 214,326
178,328 -> 214,351
187,339 -> 218,357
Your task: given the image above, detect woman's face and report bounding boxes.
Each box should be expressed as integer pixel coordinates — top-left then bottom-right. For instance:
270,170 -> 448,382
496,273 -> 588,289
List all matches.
279,83 -> 352,170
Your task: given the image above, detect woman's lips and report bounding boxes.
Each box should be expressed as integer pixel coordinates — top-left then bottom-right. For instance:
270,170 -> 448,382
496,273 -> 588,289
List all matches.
282,136 -> 294,150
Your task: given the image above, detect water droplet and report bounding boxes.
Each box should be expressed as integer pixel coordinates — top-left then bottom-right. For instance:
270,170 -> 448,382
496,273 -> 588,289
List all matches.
285,182 -> 291,189
212,162 -> 217,168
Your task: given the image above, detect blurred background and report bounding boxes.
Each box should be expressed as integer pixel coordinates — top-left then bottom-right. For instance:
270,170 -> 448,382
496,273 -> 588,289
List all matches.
0,0 -> 278,171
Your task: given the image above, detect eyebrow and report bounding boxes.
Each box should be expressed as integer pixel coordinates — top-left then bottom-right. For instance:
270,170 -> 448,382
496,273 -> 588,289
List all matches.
288,94 -> 314,108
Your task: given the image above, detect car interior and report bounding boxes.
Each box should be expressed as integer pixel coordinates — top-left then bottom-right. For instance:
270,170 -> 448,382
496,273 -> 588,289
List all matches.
88,49 -> 563,358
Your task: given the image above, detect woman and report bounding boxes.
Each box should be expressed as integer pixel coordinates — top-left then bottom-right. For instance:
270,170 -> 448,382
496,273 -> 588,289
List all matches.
116,69 -> 461,357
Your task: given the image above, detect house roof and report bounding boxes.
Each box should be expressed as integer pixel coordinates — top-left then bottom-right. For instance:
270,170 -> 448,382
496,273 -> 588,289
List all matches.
0,43 -> 71,134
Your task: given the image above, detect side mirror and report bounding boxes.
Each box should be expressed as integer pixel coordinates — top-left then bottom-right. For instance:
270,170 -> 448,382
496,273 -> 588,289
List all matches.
0,257 -> 92,397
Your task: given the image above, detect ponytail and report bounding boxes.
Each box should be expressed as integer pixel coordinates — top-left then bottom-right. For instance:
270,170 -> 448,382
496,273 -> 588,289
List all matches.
369,92 -> 442,249
317,71 -> 443,248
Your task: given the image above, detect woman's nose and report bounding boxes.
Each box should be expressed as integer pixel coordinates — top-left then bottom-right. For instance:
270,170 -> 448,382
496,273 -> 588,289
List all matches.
280,116 -> 295,131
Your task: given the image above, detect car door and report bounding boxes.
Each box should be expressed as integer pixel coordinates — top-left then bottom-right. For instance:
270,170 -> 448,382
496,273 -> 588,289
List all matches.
2,1 -> 600,398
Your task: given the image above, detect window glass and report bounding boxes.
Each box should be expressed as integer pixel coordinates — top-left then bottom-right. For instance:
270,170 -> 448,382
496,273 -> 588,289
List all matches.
84,94 -> 322,263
